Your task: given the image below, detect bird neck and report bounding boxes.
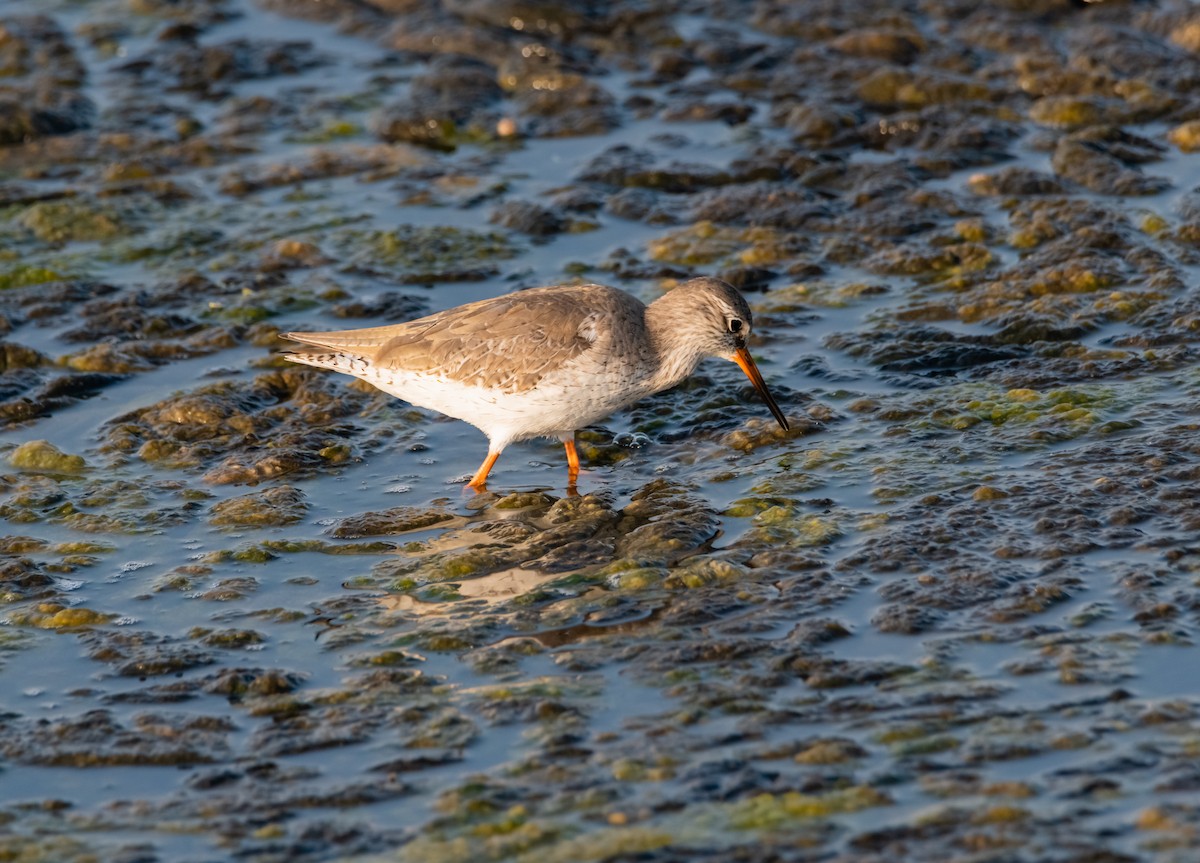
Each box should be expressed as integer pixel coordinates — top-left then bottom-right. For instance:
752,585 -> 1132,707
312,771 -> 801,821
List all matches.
644,299 -> 708,391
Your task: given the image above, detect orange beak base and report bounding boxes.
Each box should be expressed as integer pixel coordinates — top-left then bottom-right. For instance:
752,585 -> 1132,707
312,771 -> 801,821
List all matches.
732,347 -> 789,431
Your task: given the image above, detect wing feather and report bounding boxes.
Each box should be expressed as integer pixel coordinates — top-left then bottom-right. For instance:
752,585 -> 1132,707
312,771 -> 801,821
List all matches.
283,284 -> 643,394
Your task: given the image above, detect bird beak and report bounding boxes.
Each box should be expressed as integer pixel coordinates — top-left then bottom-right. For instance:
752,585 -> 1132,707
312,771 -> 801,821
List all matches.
732,346 -> 789,431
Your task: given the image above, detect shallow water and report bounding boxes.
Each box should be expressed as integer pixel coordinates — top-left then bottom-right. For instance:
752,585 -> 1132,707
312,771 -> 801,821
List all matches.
3,1 -> 1200,862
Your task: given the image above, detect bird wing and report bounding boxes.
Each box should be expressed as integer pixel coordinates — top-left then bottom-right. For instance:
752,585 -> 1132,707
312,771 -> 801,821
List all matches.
284,285 -> 637,394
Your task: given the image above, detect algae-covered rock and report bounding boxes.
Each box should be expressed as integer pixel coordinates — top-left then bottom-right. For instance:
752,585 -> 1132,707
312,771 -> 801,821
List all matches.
0,16 -> 92,146
613,481 -> 723,564
122,36 -> 322,99
967,167 -> 1065,197
333,224 -> 518,282
0,708 -> 231,766
8,440 -> 88,473
857,67 -> 992,109
209,485 -> 308,527
0,342 -> 48,371
1051,139 -> 1171,197
1029,95 -> 1121,129
331,506 -> 455,538
1168,119 -> 1200,152
8,602 -> 112,629
16,198 -> 134,244
489,200 -> 568,237
648,221 -> 807,267
728,786 -> 892,828
372,55 -> 502,152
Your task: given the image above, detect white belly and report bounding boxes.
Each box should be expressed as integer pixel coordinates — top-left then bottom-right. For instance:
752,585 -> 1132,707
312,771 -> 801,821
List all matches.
364,365 -> 650,451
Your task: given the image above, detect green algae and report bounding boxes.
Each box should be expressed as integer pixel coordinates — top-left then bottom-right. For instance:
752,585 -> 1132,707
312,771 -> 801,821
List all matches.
290,119 -> 364,143
942,386 -> 1110,433
512,828 -> 674,863
724,496 -> 797,518
888,733 -> 962,758
105,225 -> 227,267
15,198 -> 134,244
212,303 -> 272,324
1030,265 -> 1120,295
793,738 -> 867,765
411,633 -> 476,652
9,602 -> 113,629
609,756 -> 675,782
867,382 -> 1130,446
319,443 -> 353,463
0,536 -> 49,553
869,241 -> 994,283
971,803 -> 1032,824
647,221 -> 805,267
736,502 -> 845,549
347,649 -> 423,667
200,546 -> 277,564
418,550 -> 508,583
0,835 -> 104,863
494,492 -> 556,511
334,224 -> 518,279
401,786 -> 676,863
418,583 -> 465,603
667,557 -> 748,589
857,67 -> 992,108
1028,95 -> 1114,128
193,627 -> 266,648
727,786 -> 892,829
604,565 -> 667,590
761,280 -> 886,311
397,815 -> 566,863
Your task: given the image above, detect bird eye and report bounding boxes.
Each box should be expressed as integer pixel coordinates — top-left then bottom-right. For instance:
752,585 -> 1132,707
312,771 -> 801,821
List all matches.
728,318 -> 744,334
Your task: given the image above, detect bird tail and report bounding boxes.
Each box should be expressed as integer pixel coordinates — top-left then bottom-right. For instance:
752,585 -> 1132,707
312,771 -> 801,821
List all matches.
280,330 -> 379,375
282,349 -> 371,376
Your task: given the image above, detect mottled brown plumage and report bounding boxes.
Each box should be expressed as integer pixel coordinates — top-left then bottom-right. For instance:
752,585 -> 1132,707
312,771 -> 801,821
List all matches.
334,284 -> 636,393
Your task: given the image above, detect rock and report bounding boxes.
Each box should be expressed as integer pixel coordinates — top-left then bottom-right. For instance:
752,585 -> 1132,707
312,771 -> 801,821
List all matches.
9,440 -> 88,473
209,485 -> 309,527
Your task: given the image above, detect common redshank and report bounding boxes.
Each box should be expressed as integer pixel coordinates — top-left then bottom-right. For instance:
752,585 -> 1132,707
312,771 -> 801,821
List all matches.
282,277 -> 788,489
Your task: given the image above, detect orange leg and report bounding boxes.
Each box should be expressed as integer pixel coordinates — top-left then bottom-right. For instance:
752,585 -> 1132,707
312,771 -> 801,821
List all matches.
467,451 -> 500,490
563,438 -> 580,486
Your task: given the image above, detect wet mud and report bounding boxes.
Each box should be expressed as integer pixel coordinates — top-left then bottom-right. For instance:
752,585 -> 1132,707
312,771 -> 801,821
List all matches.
3,1 -> 1200,861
